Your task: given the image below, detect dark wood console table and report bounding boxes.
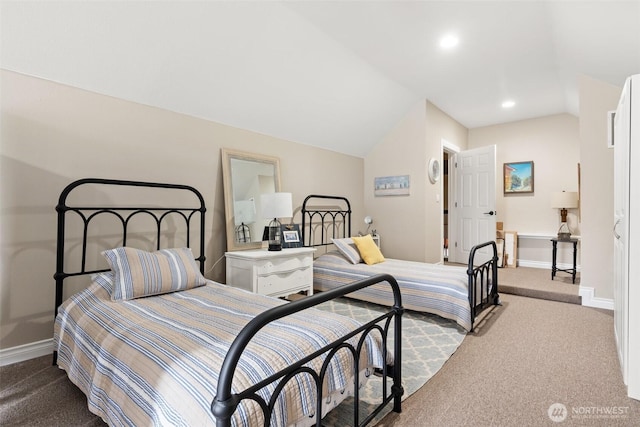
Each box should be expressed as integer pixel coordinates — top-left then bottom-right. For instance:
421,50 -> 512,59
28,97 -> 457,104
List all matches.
551,237 -> 578,284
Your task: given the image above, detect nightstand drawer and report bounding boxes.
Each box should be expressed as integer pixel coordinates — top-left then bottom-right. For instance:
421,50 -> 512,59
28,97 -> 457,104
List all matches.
225,247 -> 316,297
256,255 -> 312,275
257,267 -> 311,296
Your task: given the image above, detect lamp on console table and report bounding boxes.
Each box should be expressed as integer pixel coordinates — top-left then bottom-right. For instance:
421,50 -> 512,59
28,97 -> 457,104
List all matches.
261,192 -> 293,251
551,191 -> 579,240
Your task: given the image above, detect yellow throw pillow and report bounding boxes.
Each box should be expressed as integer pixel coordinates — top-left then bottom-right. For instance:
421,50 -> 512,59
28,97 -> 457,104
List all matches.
352,234 -> 385,265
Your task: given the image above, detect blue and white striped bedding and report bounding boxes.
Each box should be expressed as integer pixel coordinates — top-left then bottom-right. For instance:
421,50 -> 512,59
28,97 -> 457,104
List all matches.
54,279 -> 385,427
314,252 -> 473,331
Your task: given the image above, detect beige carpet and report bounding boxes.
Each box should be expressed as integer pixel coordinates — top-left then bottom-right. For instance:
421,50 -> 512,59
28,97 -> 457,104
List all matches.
497,265 -> 581,304
445,262 -> 581,305
378,293 -> 640,426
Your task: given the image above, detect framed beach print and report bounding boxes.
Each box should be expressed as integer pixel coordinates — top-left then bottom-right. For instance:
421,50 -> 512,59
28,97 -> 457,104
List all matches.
504,161 -> 534,194
374,175 -> 410,197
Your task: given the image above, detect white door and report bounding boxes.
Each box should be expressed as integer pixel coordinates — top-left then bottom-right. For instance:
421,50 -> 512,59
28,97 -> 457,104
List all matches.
613,79 -> 629,385
451,145 -> 497,265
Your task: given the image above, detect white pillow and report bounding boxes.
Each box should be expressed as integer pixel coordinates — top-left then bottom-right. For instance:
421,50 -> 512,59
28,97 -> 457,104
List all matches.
102,247 -> 206,301
331,238 -> 362,264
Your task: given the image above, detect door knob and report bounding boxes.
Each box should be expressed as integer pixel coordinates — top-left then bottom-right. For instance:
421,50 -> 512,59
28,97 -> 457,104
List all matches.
483,211 -> 496,216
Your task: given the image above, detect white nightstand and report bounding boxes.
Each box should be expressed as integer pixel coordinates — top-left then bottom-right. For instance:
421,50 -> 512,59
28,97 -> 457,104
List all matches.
225,247 -> 316,298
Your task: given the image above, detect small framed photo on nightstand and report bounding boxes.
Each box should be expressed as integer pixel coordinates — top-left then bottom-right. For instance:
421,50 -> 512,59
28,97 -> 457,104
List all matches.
281,224 -> 302,248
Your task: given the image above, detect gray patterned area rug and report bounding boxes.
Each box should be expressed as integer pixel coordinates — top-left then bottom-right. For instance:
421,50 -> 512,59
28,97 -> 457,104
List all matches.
314,297 -> 467,425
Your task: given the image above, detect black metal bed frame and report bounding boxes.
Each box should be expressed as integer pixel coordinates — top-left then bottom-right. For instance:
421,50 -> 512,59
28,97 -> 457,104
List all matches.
301,194 -> 500,332
53,178 -> 207,314
467,240 -> 501,330
301,194 -> 352,248
53,179 -> 404,426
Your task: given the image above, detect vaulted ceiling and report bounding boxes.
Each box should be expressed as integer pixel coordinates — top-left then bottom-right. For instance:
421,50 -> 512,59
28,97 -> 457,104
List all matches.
2,1 -> 639,157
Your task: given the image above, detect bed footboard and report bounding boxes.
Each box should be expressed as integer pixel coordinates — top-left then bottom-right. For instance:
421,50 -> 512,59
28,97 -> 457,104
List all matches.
212,273 -> 404,427
467,241 -> 501,332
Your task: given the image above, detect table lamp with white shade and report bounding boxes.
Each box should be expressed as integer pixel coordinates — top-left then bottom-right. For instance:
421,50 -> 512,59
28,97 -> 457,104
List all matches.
551,191 -> 579,240
261,192 -> 293,251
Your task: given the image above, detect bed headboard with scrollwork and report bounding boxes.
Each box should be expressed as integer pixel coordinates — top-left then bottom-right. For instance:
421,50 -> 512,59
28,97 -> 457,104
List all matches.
300,194 -> 351,248
53,178 -> 207,315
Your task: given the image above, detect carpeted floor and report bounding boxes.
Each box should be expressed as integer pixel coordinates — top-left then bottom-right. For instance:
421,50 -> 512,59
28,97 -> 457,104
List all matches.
377,293 -> 640,426
445,262 -> 581,305
497,265 -> 581,304
0,355 -> 104,426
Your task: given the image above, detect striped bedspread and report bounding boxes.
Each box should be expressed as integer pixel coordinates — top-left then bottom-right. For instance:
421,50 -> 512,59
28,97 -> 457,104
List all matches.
314,252 -> 473,331
54,279 -> 385,427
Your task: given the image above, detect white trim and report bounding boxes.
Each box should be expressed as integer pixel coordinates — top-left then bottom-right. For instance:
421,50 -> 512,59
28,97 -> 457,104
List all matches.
441,138 -> 460,154
517,233 -> 581,240
442,138 -> 460,264
0,338 -> 53,367
515,259 -> 581,271
517,260 -> 549,269
579,286 -> 614,310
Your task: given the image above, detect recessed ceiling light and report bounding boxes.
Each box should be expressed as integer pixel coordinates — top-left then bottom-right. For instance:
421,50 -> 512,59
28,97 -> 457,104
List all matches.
439,34 -> 459,50
502,100 -> 516,108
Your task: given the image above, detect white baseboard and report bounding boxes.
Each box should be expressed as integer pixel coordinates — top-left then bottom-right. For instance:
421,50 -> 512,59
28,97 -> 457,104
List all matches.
517,259 -> 581,271
517,260 -> 550,269
579,286 -> 614,310
0,338 -> 53,367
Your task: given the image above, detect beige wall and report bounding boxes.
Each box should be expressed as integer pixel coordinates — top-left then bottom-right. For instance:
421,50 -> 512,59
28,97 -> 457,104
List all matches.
364,100 -> 467,263
578,75 -> 621,301
469,114 -> 580,236
0,70 -> 364,350
363,101 -> 427,261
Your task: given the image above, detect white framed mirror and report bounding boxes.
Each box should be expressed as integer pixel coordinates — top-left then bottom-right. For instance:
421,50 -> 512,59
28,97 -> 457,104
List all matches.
221,148 -> 282,251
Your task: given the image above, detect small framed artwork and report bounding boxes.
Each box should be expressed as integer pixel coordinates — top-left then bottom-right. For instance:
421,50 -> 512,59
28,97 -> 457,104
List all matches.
504,161 -> 534,194
374,175 -> 410,197
281,224 -> 302,248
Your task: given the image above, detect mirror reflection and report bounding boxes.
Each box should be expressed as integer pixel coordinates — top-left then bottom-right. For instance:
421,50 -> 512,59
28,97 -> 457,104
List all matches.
221,148 -> 282,251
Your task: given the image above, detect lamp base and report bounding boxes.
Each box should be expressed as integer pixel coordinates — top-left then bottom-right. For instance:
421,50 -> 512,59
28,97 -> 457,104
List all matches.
267,220 -> 282,251
268,243 -> 282,251
557,222 -> 572,241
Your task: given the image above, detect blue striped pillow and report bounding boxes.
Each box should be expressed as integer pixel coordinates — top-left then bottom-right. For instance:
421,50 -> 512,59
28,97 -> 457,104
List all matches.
91,271 -> 115,294
331,238 -> 362,264
102,247 -> 206,301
